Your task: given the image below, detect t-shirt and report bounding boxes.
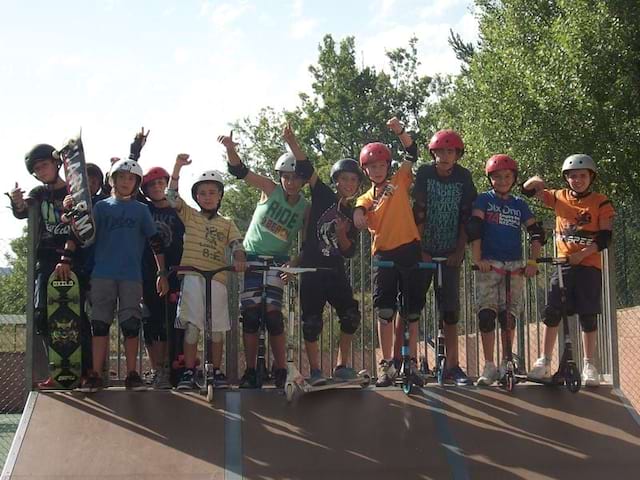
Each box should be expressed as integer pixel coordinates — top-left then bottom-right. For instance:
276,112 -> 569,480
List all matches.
91,197 -> 157,282
473,190 -> 534,261
177,200 -> 243,286
12,185 -> 71,267
356,166 -> 419,254
542,189 -> 615,269
413,163 -> 477,255
142,204 -> 185,290
301,179 -> 357,267
243,185 -> 308,256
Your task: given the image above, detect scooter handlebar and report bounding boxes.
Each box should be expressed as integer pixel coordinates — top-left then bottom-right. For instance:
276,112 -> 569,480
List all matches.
170,265 -> 236,277
536,257 -> 568,265
373,260 -> 437,270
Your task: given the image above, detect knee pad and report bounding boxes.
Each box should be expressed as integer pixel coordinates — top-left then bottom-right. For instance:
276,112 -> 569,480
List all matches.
377,308 -> 395,325
265,310 -> 285,336
241,308 -> 261,334
302,314 -> 323,342
543,305 -> 562,328
92,320 -> 111,337
406,312 -> 421,324
120,317 -> 141,339
211,331 -> 224,343
443,311 -> 458,326
498,311 -> 515,330
579,314 -> 598,333
478,309 -> 496,333
184,323 -> 200,345
338,308 -> 361,335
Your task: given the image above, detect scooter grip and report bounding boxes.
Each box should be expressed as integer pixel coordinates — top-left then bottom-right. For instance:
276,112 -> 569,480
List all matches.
373,260 -> 395,268
418,262 -> 437,270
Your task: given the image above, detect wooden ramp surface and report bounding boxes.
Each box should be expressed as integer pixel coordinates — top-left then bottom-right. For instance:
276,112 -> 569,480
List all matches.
3,385 -> 640,479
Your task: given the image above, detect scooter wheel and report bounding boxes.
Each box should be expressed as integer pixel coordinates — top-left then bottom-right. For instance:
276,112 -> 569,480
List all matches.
206,384 -> 214,403
437,358 -> 446,386
360,373 -> 371,388
285,383 -> 295,402
566,365 -> 581,393
506,372 -> 515,392
402,380 -> 412,395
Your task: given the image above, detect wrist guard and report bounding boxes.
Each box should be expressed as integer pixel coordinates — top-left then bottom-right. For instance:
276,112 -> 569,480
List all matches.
526,221 -> 546,246
520,183 -> 537,198
294,159 -> 314,180
228,162 -> 249,179
594,230 -> 612,251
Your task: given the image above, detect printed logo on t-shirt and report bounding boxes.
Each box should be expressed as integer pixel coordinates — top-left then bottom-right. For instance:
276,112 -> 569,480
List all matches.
370,183 -> 397,211
485,202 -> 522,229
262,200 -> 300,242
316,203 -> 350,257
576,210 -> 592,226
423,178 -> 463,252
558,224 -> 594,246
41,199 -> 70,236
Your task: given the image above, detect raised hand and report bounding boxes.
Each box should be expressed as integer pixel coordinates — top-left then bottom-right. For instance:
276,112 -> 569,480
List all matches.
130,127 -> 150,160
217,131 -> 238,151
386,117 -> 404,135
175,153 -> 192,169
10,182 -> 25,208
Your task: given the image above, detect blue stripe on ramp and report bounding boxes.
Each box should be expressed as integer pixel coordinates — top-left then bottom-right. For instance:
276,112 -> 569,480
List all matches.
225,391 -> 243,480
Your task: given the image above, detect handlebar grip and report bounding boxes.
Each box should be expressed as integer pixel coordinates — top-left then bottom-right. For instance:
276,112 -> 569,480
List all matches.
536,257 -> 568,264
418,262 -> 437,270
373,260 -> 395,268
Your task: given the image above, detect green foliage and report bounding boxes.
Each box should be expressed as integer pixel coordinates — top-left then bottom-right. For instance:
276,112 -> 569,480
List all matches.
0,229 -> 28,314
446,0 -> 640,208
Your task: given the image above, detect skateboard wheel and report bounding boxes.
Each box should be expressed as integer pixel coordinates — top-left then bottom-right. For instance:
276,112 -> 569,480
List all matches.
285,383 -> 295,402
206,384 -> 214,402
566,364 -> 581,393
402,380 -> 412,395
437,358 -> 446,386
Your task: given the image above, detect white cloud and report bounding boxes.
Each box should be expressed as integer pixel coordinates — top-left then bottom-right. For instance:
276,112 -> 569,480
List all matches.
370,0 -> 397,26
207,2 -> 254,30
419,0 -> 468,20
290,17 -> 318,39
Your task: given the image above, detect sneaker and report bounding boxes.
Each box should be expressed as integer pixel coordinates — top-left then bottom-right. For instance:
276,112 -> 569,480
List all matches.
446,365 -> 472,386
375,359 -> 396,387
274,368 -> 287,389
477,362 -> 498,386
333,365 -> 358,382
37,377 -> 57,390
528,357 -> 551,381
213,369 -> 229,388
125,371 -> 147,391
177,369 -> 197,390
152,368 -> 172,390
78,373 -> 103,393
239,368 -> 259,389
582,362 -> 600,387
308,368 -> 327,386
143,369 -> 157,386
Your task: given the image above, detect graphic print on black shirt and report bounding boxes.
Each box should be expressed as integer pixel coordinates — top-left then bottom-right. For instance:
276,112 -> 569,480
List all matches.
28,185 -> 71,263
142,205 -> 185,288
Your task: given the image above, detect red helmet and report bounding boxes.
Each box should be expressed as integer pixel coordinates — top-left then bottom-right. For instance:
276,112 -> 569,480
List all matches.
359,142 -> 392,166
485,154 -> 518,176
142,166 -> 170,190
428,130 -> 464,157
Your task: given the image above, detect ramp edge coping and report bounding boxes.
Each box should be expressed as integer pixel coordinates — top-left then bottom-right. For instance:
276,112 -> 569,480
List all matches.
1,391 -> 38,480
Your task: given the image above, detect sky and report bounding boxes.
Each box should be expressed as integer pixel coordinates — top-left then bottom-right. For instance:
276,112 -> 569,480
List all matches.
0,0 -> 477,265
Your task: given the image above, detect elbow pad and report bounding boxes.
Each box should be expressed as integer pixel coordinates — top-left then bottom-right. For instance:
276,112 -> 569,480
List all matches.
228,162 -> 249,180
465,216 -> 483,242
294,159 -> 314,180
527,221 -> 546,246
594,230 -> 612,251
150,233 -> 165,255
404,141 -> 418,163
229,239 -> 245,254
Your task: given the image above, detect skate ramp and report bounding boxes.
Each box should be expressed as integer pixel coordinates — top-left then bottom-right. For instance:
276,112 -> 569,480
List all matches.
3,385 -> 640,479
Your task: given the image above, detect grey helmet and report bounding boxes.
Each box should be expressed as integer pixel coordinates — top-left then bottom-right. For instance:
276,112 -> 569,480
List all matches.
562,154 -> 597,175
275,152 -> 296,173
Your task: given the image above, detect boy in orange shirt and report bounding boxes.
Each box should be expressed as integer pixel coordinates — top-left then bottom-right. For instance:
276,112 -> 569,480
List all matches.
523,154 -> 615,387
353,117 -> 425,386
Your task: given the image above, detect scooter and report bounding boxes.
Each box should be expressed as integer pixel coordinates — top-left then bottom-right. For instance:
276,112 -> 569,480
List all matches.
170,265 -> 235,403
528,257 -> 581,393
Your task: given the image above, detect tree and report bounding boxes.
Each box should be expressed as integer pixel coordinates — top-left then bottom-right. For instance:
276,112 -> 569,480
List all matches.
0,229 -> 28,314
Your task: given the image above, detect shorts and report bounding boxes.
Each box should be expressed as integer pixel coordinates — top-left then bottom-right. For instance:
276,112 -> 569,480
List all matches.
424,261 -> 461,315
547,265 -> 602,316
240,260 -> 285,310
372,241 -> 427,317
300,264 -> 358,320
90,278 -> 143,325
176,274 -> 230,332
475,260 -> 524,316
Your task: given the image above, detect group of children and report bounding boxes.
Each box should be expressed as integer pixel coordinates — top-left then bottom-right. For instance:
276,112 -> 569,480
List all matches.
9,119 -> 615,392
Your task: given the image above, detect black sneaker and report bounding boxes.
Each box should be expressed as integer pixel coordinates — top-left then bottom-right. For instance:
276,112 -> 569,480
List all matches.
274,368 -> 287,389
78,373 -> 103,393
213,369 -> 229,388
239,368 -> 258,389
125,371 -> 147,391
177,369 -> 197,390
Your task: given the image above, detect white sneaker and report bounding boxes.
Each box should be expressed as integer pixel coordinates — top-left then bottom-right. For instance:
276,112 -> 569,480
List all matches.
582,362 -> 600,387
528,357 -> 551,381
477,362 -> 498,386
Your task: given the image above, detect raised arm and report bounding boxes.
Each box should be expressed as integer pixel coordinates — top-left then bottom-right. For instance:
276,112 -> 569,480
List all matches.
218,131 -> 276,195
387,117 -> 417,173
166,154 -> 190,209
283,123 -> 317,188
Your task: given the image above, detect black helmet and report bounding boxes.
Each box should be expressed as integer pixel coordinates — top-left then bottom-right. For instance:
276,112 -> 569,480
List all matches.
25,143 -> 58,174
86,163 -> 104,188
330,158 -> 363,184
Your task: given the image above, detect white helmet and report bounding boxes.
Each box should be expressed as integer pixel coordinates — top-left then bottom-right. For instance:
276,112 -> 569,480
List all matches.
562,154 -> 597,174
275,152 -> 296,173
108,159 -> 143,186
191,170 -> 224,203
